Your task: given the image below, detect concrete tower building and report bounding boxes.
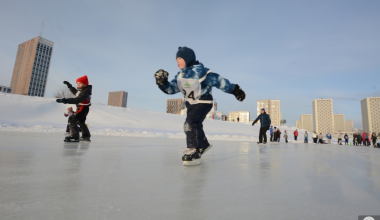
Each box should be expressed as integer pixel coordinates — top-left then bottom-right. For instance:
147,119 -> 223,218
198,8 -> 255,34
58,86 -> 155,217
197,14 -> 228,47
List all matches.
228,111 -> 250,122
312,99 -> 334,134
167,99 -> 185,114
10,37 -> 53,97
345,120 -> 354,132
301,114 -> 313,132
295,120 -> 302,129
108,91 -> 128,108
334,114 -> 345,133
257,99 -> 281,126
361,97 -> 380,133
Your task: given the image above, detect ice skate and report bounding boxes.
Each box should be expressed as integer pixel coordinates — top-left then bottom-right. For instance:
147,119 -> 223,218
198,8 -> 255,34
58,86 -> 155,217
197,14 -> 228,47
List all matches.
200,145 -> 213,155
257,142 -> 263,145
64,136 -> 79,142
182,148 -> 201,166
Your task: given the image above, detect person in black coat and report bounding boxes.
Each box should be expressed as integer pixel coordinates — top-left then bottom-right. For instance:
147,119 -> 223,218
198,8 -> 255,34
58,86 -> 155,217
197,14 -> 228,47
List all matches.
252,108 -> 271,144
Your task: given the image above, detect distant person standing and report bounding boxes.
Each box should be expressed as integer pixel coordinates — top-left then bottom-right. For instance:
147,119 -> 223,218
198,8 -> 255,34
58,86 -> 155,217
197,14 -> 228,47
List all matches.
318,133 -> 323,144
338,133 -> 342,145
362,131 -> 370,146
284,130 -> 288,143
277,128 -> 282,142
273,127 -> 278,142
344,133 -> 349,145
294,129 -> 298,141
372,132 -> 378,147
269,126 -> 274,142
252,108 -> 271,144
326,132 -> 332,144
237,117 -> 240,122
312,132 -> 318,144
304,131 -> 308,143
358,133 -> 363,146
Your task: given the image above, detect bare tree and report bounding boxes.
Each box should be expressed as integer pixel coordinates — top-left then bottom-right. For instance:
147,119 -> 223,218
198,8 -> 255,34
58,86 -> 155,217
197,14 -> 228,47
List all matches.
53,85 -> 76,98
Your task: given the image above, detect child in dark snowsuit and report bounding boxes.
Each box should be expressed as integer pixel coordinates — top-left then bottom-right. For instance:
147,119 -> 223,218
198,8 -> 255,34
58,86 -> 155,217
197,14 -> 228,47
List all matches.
154,47 -> 246,165
57,75 -> 92,142
64,107 -> 81,137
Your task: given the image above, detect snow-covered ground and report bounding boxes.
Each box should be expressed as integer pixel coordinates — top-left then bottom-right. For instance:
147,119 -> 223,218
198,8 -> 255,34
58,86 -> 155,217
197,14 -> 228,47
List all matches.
1,132 -> 379,220
0,93 -> 306,142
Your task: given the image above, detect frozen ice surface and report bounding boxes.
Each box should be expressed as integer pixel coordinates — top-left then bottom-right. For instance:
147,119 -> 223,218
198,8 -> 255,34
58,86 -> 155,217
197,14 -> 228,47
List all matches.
0,131 -> 379,220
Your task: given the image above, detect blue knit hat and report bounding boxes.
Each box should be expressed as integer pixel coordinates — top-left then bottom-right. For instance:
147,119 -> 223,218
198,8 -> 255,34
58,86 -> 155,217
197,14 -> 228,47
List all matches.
261,108 -> 265,111
176,47 -> 196,66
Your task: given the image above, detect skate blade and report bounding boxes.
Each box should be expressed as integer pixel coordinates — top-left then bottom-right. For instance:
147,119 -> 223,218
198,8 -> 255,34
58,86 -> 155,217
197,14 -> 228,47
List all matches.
183,159 -> 201,166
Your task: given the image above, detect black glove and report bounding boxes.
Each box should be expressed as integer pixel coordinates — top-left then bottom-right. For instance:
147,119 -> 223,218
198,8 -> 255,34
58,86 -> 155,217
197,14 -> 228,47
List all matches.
232,84 -> 245,101
56,98 -> 69,104
63,81 -> 72,88
252,123 -> 255,126
154,69 -> 169,86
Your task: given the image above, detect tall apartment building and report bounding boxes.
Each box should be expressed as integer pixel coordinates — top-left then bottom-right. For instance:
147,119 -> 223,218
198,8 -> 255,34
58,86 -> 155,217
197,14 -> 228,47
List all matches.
334,114 -> 345,133
301,114 -> 313,132
167,99 -> 185,114
108,91 -> 128,108
312,99 -> 334,134
10,37 -> 53,97
0,85 -> 11,93
257,99 -> 281,126
345,120 -> 354,132
361,97 -> 380,133
228,111 -> 250,122
295,120 -> 302,129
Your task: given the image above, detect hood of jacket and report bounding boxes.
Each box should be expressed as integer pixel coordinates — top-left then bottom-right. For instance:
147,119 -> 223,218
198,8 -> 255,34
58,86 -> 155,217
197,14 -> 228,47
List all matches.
79,85 -> 92,95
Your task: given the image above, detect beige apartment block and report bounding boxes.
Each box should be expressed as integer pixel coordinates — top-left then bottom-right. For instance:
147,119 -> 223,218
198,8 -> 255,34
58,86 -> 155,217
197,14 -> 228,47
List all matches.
345,120 -> 354,132
167,99 -> 185,114
361,97 -> 380,133
108,91 -> 128,108
313,99 -> 334,134
334,114 -> 345,133
295,120 -> 302,129
257,99 -> 281,126
301,114 -> 313,132
11,37 -> 53,97
228,111 -> 250,122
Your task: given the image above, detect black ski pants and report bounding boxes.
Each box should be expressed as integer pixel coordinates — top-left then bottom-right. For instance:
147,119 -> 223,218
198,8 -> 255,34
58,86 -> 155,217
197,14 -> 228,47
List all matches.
270,134 -> 273,142
185,102 -> 213,150
259,126 -> 269,143
294,135 -> 297,141
76,107 -> 91,138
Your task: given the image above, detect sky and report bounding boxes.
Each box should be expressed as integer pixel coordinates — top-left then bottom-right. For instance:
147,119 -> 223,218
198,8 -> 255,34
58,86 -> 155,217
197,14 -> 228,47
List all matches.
0,0 -> 379,128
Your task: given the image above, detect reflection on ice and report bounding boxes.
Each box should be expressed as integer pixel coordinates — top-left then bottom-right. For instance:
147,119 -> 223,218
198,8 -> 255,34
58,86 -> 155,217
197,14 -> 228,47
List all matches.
0,131 -> 379,220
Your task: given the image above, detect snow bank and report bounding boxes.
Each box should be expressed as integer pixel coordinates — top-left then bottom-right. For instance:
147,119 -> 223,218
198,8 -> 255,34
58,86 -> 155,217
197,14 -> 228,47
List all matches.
0,93 -> 306,142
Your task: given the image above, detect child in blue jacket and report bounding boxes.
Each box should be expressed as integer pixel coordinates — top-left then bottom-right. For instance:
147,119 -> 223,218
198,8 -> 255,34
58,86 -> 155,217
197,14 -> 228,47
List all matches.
154,47 -> 246,166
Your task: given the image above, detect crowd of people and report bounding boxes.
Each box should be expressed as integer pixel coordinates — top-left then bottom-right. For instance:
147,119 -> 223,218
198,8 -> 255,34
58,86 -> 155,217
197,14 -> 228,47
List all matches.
308,131 -> 380,147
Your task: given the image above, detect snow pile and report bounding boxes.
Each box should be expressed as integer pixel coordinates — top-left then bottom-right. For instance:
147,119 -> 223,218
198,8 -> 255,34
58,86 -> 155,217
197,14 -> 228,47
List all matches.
0,93 -> 306,142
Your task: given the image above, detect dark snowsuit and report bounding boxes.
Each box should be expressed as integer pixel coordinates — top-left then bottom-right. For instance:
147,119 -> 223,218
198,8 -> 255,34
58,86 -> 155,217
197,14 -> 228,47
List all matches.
67,85 -> 92,138
252,112 -> 271,143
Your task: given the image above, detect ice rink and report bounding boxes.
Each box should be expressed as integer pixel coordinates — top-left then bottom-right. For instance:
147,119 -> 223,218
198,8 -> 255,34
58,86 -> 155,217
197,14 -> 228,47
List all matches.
1,131 -> 379,220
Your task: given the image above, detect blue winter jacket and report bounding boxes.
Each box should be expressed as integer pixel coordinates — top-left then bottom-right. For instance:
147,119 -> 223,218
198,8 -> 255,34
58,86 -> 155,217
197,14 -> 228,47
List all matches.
326,134 -> 332,139
252,113 -> 271,128
161,62 -> 235,99
270,127 -> 273,134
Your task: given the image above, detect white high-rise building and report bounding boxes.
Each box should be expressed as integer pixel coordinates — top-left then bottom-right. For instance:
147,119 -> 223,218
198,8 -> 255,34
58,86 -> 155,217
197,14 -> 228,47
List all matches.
301,114 -> 313,132
228,111 -> 250,122
361,97 -> 380,133
334,114 -> 345,133
345,120 -> 354,132
313,99 -> 334,134
257,99 -> 281,126
295,120 -> 302,129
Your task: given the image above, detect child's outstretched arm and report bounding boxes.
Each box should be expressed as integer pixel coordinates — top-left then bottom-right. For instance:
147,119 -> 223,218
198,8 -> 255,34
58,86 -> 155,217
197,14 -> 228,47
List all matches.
154,69 -> 180,94
63,81 -> 78,95
208,72 -> 246,101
